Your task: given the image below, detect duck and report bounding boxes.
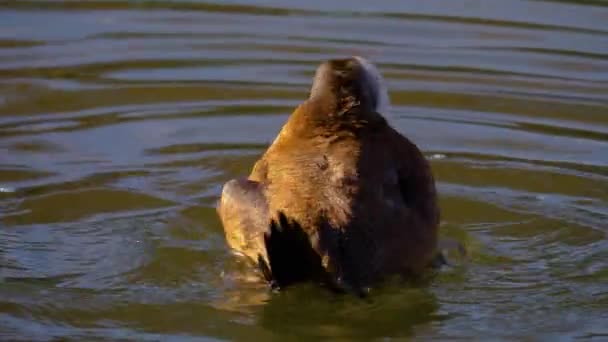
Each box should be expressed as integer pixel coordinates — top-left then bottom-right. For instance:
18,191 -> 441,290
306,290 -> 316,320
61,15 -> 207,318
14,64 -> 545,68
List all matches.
217,57 -> 443,294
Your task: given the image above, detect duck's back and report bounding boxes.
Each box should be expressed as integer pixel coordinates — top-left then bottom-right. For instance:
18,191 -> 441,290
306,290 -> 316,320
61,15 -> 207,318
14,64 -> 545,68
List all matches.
253,104 -> 439,289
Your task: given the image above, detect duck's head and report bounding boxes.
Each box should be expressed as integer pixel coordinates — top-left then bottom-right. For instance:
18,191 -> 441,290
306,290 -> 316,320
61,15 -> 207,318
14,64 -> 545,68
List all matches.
308,56 -> 390,116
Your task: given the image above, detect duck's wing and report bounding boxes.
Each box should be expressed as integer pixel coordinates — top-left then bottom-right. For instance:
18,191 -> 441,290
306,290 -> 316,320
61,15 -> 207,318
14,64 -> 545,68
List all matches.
378,126 -> 441,272
218,178 -> 330,289
262,212 -> 335,290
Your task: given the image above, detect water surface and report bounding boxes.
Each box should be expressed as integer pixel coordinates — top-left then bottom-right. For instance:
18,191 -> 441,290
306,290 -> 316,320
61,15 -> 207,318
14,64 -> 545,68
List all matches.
1,0 -> 607,340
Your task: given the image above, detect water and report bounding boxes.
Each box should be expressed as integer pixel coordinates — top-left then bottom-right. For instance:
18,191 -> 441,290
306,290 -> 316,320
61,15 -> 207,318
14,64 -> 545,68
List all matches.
1,0 -> 607,340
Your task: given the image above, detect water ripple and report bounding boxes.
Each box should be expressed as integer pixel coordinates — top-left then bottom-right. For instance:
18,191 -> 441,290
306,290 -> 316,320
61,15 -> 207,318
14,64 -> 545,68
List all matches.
0,0 -> 607,340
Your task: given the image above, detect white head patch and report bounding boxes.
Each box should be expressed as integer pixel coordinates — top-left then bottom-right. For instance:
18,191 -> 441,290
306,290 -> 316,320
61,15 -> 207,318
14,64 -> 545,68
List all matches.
354,56 -> 391,115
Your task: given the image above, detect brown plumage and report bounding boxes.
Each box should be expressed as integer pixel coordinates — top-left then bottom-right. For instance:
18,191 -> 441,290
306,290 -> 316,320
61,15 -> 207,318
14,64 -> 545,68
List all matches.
217,57 -> 440,293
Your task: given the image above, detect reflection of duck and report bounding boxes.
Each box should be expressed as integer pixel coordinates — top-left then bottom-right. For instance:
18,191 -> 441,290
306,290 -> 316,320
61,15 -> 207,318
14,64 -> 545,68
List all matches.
217,57 -> 442,294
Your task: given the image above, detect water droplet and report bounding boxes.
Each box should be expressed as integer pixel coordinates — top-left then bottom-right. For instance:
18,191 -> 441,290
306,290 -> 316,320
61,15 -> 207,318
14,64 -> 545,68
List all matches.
429,153 -> 446,160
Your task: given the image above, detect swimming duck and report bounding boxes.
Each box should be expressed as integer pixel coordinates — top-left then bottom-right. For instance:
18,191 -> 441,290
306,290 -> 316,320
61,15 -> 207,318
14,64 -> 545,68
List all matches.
217,57 -> 441,294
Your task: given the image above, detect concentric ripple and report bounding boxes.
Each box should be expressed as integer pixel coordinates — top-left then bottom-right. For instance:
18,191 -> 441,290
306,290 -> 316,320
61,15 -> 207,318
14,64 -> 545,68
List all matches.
0,0 -> 607,340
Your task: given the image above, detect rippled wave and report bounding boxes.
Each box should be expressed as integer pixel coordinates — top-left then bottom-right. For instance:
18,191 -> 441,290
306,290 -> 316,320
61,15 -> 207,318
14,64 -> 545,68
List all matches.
0,0 -> 607,340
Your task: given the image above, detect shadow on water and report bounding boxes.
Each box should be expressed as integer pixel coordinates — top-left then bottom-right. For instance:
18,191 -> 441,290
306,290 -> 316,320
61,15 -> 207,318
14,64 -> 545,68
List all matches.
258,284 -> 442,340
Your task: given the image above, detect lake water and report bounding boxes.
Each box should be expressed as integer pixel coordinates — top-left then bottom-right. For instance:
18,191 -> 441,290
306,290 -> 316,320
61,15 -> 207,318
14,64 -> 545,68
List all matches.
0,0 -> 607,340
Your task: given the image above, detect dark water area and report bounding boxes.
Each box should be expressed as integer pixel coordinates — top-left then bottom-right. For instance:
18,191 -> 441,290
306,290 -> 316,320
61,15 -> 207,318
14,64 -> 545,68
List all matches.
0,0 -> 607,340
